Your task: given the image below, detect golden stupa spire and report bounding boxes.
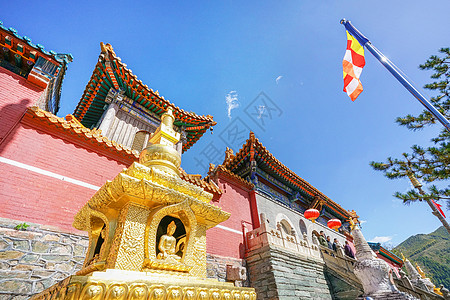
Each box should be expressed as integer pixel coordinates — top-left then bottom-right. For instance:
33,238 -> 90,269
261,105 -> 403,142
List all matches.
139,107 -> 182,177
149,107 -> 180,147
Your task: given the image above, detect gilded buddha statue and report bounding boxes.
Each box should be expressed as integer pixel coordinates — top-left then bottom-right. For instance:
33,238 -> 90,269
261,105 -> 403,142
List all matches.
157,221 -> 181,261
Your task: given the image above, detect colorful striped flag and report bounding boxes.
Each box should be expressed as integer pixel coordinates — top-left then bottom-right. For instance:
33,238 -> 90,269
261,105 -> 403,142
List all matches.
343,31 -> 365,101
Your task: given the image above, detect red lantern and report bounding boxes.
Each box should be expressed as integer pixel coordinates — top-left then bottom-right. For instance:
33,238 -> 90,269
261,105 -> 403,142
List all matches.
304,209 -> 320,223
327,219 -> 342,231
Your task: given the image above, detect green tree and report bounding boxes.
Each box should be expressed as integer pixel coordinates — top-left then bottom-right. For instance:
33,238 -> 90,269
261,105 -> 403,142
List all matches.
370,48 -> 450,230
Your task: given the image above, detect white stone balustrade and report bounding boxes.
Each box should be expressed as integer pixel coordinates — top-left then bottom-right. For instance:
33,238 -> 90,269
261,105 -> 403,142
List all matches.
246,218 -> 322,260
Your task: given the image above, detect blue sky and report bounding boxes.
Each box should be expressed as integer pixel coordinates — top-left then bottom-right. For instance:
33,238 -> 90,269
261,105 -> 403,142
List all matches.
1,1 -> 449,246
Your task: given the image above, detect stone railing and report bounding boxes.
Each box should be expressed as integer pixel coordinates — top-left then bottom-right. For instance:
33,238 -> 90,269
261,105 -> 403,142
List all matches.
319,244 -> 359,280
246,218 -> 322,260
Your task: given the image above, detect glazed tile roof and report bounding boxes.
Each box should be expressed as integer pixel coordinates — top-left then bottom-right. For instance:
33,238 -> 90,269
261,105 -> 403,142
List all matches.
206,161 -> 254,191
368,242 -> 403,266
73,43 -> 216,153
223,132 -> 353,219
24,106 -> 140,160
0,20 -> 73,66
180,168 -> 222,196
0,20 -> 73,114
24,106 -> 221,194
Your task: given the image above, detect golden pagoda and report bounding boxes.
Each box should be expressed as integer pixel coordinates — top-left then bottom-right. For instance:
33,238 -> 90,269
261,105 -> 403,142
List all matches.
30,108 -> 256,300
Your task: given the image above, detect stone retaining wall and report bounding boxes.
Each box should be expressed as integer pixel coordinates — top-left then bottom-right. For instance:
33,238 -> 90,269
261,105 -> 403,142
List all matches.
0,221 -> 88,300
247,243 -> 334,300
0,220 -> 249,299
206,253 -> 249,287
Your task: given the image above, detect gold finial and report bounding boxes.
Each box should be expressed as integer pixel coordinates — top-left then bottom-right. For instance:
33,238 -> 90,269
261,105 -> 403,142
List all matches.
139,107 -> 182,176
349,218 -> 357,230
162,107 -> 175,127
416,263 -> 426,279
401,252 -> 406,262
434,286 -> 443,296
148,107 -> 180,147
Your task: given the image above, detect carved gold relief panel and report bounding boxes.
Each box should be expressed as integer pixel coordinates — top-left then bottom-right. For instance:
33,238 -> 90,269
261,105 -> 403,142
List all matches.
30,279 -> 257,300
80,283 -> 106,300
115,204 -> 149,271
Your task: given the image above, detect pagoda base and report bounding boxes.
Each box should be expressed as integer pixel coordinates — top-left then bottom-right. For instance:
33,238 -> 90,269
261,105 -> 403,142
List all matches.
29,269 -> 256,300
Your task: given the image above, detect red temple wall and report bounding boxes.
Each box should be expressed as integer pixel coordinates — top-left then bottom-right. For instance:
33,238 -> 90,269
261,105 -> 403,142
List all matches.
0,68 -> 44,142
0,122 -> 134,234
206,176 -> 253,259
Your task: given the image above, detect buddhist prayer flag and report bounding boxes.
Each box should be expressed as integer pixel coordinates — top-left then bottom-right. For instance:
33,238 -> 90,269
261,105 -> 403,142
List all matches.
340,19 -> 450,131
432,199 -> 446,218
342,31 -> 365,101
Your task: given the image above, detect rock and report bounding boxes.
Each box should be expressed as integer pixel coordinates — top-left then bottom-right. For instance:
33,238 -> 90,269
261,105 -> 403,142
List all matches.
12,264 -> 40,271
42,234 -> 60,242
32,241 -> 50,253
0,250 -> 24,260
53,272 -> 69,281
73,245 -> 86,257
0,280 -> 32,294
55,262 -> 75,273
0,261 -> 9,270
72,256 -> 85,263
41,254 -> 71,262
0,227 -> 39,240
21,254 -> 40,263
31,270 -> 54,279
45,262 -> 55,270
0,270 -> 30,279
12,240 -> 30,251
79,239 -> 89,247
0,239 -> 10,250
49,244 -> 71,254
11,296 -> 29,300
9,259 -> 19,266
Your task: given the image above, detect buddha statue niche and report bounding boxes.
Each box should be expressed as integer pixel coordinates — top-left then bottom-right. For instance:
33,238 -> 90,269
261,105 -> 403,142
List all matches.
157,221 -> 181,261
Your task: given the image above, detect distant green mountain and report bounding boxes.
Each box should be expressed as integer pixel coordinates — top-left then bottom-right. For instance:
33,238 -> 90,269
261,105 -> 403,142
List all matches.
393,226 -> 450,288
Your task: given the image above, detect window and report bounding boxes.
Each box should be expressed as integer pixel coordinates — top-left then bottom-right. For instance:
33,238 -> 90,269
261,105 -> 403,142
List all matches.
131,130 -> 151,152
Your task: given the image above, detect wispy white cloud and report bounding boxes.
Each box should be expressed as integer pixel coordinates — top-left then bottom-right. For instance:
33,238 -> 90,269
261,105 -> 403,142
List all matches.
226,91 -> 239,119
276,75 -> 283,84
359,220 -> 367,225
369,236 -> 392,244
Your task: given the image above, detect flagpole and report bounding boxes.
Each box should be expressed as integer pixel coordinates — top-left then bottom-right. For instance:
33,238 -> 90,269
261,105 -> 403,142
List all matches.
407,172 -> 450,235
340,19 -> 450,133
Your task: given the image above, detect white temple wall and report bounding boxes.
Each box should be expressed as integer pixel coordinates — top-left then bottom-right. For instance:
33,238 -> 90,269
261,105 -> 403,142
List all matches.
254,192 -> 346,246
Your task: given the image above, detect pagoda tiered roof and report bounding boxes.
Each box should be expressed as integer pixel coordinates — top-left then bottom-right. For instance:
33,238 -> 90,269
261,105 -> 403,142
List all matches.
73,43 -> 216,153
222,132 -> 353,220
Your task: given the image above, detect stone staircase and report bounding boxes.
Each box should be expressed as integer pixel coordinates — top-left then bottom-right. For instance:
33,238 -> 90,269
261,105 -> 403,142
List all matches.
319,245 -> 364,299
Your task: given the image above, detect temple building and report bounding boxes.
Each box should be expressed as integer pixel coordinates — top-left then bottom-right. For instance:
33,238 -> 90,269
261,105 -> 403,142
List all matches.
206,133 -> 363,299
368,242 -> 404,277
0,20 -> 448,300
72,43 -> 216,154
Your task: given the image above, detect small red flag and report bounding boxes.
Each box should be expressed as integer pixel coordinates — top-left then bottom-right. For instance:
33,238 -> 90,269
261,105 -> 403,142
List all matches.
431,199 -> 446,218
